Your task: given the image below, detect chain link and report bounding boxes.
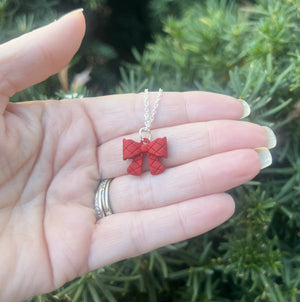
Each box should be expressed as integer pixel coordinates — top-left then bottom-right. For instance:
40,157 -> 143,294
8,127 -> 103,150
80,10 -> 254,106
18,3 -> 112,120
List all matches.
144,88 -> 163,131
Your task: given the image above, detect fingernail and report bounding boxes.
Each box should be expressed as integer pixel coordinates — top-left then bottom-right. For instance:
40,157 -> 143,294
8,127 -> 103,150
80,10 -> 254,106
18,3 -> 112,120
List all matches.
255,147 -> 272,169
59,8 -> 84,20
239,99 -> 251,119
262,126 -> 277,149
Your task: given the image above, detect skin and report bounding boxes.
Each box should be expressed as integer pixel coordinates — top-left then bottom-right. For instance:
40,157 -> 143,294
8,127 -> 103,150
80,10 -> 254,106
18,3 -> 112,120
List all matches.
0,11 -> 271,302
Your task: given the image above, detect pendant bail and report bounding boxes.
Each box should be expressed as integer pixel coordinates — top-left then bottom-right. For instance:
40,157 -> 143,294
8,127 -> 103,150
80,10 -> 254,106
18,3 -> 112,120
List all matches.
139,127 -> 152,142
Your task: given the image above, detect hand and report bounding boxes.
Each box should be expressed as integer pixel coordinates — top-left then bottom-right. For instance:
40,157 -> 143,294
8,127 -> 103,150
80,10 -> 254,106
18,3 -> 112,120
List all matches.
0,10 -> 275,302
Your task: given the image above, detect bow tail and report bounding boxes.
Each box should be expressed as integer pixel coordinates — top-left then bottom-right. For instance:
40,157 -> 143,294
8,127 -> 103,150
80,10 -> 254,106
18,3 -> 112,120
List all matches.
127,153 -> 144,176
148,153 -> 165,175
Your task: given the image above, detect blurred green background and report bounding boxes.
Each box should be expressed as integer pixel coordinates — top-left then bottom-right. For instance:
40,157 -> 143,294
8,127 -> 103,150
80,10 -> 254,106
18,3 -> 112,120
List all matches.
1,0 -> 300,301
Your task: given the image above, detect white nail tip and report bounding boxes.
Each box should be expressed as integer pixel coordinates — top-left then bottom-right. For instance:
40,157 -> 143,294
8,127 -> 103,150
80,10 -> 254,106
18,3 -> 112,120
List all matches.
59,8 -> 84,20
239,99 -> 251,119
256,147 -> 272,169
262,126 -> 277,149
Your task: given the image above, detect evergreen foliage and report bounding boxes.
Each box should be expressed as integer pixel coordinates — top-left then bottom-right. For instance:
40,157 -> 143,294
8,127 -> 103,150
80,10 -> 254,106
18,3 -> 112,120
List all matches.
1,0 -> 299,301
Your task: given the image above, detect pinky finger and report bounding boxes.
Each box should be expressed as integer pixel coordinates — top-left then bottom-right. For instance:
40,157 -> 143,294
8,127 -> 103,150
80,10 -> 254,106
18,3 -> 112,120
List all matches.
88,193 -> 235,270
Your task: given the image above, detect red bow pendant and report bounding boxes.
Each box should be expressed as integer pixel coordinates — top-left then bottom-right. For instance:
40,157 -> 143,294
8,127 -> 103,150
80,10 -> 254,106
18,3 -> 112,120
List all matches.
123,137 -> 168,176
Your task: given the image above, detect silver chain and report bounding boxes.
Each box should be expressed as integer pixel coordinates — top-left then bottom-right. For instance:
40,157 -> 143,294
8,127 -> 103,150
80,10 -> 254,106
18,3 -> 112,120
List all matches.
139,88 -> 163,141
144,88 -> 163,131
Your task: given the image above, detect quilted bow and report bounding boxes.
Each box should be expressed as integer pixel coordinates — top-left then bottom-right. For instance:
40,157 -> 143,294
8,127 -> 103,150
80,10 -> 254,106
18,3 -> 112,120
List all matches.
123,137 -> 168,175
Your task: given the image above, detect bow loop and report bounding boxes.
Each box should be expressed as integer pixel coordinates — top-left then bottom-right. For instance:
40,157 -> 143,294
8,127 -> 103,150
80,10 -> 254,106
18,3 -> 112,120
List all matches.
147,137 -> 168,157
123,139 -> 142,160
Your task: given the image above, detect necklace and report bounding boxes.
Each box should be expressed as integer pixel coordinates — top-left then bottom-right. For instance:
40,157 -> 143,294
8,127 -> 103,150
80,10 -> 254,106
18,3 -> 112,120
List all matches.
123,89 -> 168,176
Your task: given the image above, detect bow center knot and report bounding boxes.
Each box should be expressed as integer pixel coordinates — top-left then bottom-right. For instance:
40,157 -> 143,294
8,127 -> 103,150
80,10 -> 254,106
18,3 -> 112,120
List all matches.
141,144 -> 149,153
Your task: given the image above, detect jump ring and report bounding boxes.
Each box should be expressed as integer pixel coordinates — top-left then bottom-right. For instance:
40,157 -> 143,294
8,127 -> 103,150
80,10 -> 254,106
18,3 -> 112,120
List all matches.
139,127 -> 152,142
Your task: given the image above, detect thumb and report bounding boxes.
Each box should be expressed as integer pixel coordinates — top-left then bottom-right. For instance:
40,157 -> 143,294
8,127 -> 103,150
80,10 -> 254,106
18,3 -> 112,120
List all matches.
0,9 -> 86,114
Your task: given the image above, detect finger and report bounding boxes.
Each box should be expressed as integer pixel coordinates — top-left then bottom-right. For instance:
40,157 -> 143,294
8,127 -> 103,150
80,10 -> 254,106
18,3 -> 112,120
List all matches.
0,9 -> 86,113
109,149 -> 262,213
88,193 -> 235,269
99,120 -> 270,178
83,92 -> 249,143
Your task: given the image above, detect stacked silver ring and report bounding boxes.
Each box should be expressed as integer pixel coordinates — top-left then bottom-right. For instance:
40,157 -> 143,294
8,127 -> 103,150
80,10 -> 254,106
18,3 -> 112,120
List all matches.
94,178 -> 114,220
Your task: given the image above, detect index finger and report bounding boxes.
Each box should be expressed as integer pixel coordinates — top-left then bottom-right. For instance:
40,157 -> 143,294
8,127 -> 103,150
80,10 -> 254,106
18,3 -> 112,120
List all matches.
83,91 -> 250,143
0,9 -> 85,114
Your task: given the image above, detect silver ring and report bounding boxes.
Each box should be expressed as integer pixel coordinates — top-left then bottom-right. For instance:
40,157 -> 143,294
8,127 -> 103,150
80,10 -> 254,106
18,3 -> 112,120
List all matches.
94,178 -> 114,220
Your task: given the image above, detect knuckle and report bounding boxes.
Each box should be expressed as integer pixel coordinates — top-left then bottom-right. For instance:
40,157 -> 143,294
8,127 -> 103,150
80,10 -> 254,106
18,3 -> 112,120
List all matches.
136,177 -> 157,210
176,204 -> 189,238
129,214 -> 147,255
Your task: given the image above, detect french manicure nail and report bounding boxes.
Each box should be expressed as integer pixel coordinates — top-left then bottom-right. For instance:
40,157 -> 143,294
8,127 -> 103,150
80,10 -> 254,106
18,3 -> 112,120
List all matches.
239,99 -> 251,119
59,8 -> 84,20
256,147 -> 272,169
262,126 -> 277,149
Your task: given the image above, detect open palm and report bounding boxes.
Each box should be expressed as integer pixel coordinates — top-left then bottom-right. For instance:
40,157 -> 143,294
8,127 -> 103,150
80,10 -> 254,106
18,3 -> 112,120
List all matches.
0,11 -> 274,302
